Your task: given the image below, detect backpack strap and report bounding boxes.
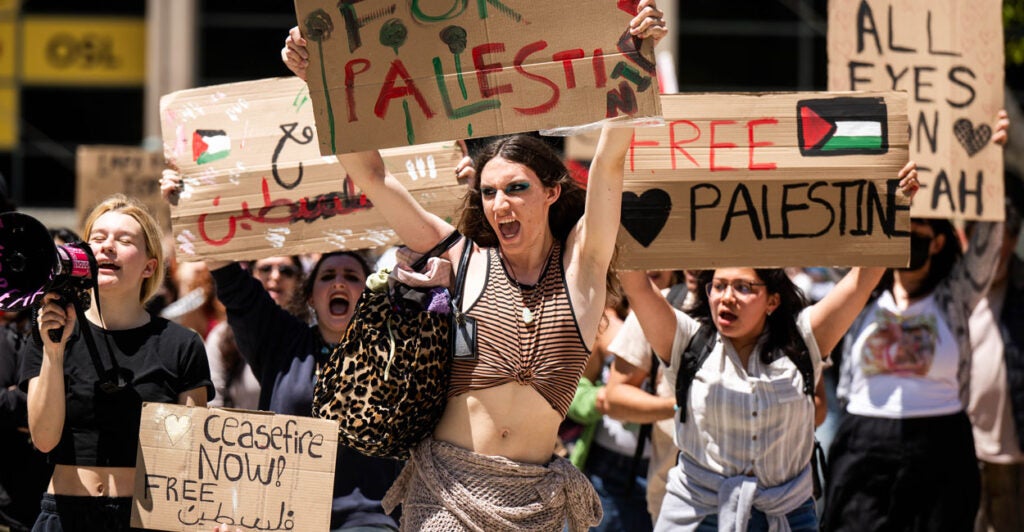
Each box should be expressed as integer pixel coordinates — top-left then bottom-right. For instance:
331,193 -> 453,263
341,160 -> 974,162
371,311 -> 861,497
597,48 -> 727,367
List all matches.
676,323 -> 816,423
787,348 -> 815,398
675,323 -> 717,423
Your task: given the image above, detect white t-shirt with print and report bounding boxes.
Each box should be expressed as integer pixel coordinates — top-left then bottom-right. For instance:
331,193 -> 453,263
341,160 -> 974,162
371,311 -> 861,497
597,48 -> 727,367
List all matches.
846,291 -> 961,419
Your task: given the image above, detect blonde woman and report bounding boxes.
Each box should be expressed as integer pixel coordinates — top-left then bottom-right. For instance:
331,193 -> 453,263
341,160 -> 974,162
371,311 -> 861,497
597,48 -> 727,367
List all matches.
21,194 -> 212,532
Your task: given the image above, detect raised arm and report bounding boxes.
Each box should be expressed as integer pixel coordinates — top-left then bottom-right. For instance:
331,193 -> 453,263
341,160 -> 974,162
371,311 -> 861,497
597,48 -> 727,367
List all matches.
282,26 -> 308,81
335,150 -> 456,255
569,0 -> 665,274
571,126 -> 631,278
944,111 -> 1012,313
618,270 -> 678,363
809,162 -> 920,355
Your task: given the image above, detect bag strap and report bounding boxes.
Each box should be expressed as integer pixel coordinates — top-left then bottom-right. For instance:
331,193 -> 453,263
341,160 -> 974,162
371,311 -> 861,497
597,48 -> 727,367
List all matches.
676,321 -> 816,423
410,230 -> 463,272
811,438 -> 828,500
451,236 -> 473,308
675,323 -> 717,423
787,346 -> 815,398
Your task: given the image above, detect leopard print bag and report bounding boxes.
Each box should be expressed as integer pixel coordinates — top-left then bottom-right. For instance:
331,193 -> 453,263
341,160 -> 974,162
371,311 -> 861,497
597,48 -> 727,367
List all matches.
312,232 -> 471,459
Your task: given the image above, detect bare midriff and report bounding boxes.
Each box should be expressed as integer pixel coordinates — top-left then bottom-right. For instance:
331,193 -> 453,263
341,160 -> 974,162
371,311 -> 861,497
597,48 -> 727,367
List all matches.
49,464 -> 135,497
433,382 -> 562,464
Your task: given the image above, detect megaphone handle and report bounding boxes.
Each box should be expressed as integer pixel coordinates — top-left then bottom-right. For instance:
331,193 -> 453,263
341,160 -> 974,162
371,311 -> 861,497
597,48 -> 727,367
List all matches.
47,328 -> 62,343
46,296 -> 68,343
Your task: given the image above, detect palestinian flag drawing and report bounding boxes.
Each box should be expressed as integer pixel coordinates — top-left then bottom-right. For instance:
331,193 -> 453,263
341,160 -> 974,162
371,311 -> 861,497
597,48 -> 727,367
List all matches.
192,129 -> 231,165
797,97 -> 888,156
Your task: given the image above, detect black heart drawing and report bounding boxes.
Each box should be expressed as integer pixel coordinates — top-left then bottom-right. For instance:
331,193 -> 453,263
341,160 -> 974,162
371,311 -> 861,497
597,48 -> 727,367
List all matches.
953,118 -> 992,157
620,189 -> 671,247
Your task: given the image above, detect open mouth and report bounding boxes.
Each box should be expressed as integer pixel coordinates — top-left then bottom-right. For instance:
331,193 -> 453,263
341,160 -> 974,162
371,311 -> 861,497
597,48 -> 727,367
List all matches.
498,219 -> 520,239
718,310 -> 738,325
328,295 -> 350,317
97,261 -> 121,273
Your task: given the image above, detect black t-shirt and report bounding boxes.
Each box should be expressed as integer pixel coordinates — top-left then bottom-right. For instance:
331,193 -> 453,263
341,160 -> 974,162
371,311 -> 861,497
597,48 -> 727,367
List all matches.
19,316 -> 213,467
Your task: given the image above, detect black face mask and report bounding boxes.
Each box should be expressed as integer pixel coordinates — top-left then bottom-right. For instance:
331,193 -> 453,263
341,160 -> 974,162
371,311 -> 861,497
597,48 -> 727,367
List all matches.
903,234 -> 933,271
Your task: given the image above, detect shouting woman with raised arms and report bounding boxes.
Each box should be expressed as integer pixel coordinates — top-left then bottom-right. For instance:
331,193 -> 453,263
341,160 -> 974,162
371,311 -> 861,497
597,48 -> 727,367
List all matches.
282,4 -> 665,530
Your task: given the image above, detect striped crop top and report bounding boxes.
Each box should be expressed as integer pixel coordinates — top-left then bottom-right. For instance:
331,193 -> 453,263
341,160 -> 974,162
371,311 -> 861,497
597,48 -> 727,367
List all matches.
447,242 -> 591,417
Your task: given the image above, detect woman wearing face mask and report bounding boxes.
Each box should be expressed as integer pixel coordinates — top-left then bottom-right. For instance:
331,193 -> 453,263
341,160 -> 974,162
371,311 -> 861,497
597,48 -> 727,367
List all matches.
822,217 -> 1004,531
823,114 -> 1011,532
21,195 -> 213,531
617,164 -> 921,531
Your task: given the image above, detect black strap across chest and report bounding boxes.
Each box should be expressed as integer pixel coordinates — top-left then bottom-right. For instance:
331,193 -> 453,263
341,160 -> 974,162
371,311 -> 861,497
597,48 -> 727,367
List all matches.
675,323 -> 814,423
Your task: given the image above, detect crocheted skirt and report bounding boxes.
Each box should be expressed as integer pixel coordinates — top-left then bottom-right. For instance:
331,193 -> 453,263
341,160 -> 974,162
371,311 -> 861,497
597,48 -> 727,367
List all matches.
382,437 -> 602,531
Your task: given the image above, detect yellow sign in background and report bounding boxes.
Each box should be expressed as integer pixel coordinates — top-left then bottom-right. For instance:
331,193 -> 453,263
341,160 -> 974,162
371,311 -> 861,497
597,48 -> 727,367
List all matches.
0,87 -> 17,150
21,17 -> 145,85
0,20 -> 14,80
0,0 -> 19,17
0,3 -> 15,151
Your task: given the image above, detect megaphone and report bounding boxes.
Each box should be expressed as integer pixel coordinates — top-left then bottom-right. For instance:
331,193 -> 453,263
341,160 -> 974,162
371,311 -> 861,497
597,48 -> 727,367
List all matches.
0,211 -> 96,341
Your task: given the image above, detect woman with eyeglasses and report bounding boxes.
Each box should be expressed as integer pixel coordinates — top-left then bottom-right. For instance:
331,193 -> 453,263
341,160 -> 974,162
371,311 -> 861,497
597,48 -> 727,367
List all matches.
617,164 -> 920,531
205,256 -> 305,411
823,114 -> 1011,532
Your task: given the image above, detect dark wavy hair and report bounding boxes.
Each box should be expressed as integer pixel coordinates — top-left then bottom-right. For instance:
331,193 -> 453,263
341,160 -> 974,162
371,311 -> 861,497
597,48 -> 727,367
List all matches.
458,134 -> 585,246
456,134 -> 619,299
294,251 -> 371,319
688,269 -> 811,364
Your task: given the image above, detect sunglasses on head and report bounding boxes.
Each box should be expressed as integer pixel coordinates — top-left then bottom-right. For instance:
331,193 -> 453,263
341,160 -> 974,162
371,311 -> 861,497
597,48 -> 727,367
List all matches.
256,264 -> 299,278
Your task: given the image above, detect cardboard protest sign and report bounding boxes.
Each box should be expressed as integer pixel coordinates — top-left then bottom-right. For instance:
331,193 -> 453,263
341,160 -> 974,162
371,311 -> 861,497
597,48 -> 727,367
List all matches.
292,0 -> 661,153
132,403 -> 337,531
618,92 -> 910,270
76,146 -> 171,232
160,76 -> 467,263
828,0 -> 1004,221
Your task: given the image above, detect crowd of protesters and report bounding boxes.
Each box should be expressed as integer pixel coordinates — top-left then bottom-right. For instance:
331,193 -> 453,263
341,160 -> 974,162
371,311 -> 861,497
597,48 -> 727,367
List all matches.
2,0 -> 1024,530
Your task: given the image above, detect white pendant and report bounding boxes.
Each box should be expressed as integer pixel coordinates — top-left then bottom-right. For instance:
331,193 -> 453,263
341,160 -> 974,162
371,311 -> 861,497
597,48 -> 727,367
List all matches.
522,307 -> 534,325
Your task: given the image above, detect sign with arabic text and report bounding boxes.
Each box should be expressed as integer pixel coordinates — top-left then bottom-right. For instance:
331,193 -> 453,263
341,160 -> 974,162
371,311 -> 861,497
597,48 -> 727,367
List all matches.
160,76 -> 467,262
131,403 -> 337,532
